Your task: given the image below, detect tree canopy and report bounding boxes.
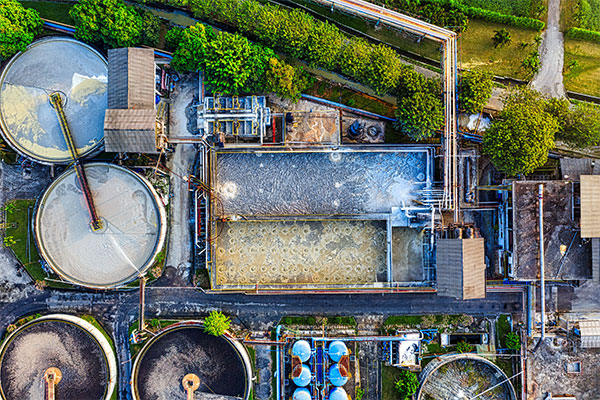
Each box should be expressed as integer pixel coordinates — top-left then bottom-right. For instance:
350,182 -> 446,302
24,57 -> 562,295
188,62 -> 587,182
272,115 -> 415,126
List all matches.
504,332 -> 521,351
394,72 -> 444,141
547,98 -> 600,148
167,23 -> 307,98
0,0 -> 43,59
394,370 -> 419,400
483,87 -> 558,176
203,310 -> 231,336
459,69 -> 494,114
70,0 -> 144,48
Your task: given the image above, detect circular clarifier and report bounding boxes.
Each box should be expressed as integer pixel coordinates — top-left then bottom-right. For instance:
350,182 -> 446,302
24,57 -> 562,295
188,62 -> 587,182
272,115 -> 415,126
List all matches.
132,323 -> 252,400
0,37 -> 107,164
0,314 -> 116,400
34,163 -> 167,289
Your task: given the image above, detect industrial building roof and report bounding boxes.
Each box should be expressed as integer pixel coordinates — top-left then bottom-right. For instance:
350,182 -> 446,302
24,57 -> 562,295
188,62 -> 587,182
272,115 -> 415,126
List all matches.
107,47 -> 155,109
512,181 -> 591,280
560,157 -> 600,180
436,238 -> 486,300
579,320 -> 600,348
580,175 -> 600,238
104,109 -> 158,153
104,47 -> 157,153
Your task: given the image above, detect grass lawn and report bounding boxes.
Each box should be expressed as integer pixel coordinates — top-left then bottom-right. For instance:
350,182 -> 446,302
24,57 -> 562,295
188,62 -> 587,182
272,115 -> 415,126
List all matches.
4,199 -> 72,289
21,1 -> 75,25
564,38 -> 600,96
496,314 -> 511,348
460,19 -> 540,79
560,0 -> 579,31
280,315 -> 357,326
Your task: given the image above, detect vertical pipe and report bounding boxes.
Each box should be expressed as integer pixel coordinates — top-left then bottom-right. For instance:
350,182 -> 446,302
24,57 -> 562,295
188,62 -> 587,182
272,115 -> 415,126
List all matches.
538,184 -> 545,340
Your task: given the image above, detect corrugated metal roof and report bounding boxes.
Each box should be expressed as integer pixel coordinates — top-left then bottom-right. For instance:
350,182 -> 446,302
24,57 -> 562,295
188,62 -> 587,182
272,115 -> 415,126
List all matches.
580,175 -> 600,238
436,238 -> 486,300
107,47 -> 155,109
104,109 -> 157,153
580,320 -> 600,348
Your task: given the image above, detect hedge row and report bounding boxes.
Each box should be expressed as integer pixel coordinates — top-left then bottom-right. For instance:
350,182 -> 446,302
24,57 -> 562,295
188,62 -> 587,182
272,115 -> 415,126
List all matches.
458,5 -> 545,30
566,27 -> 600,43
374,0 -> 468,32
187,0 -> 433,96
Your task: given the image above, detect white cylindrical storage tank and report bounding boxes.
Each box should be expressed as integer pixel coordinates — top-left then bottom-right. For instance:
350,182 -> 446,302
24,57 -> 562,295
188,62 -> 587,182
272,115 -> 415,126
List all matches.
328,340 -> 348,362
292,340 -> 311,363
292,364 -> 311,387
329,387 -> 349,400
328,364 -> 348,387
293,387 -> 312,400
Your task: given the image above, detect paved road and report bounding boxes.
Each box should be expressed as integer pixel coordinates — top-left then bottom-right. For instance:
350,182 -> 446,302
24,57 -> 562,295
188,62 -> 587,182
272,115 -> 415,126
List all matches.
532,0 -> 566,98
0,287 -> 522,399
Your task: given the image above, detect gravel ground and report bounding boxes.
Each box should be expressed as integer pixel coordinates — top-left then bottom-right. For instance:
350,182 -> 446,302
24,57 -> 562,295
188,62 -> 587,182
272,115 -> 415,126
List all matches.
531,0 -> 566,98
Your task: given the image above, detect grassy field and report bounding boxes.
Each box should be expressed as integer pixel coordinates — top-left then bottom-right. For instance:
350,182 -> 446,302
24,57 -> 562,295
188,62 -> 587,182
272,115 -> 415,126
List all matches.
4,200 -> 72,288
564,38 -> 600,96
381,365 -> 404,400
460,19 -> 540,79
21,1 -> 75,25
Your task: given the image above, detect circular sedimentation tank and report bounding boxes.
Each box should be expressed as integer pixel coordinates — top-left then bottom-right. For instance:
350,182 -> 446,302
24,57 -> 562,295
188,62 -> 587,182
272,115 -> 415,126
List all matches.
0,36 -> 107,164
418,356 -> 517,400
0,314 -> 117,400
132,323 -> 252,400
292,364 -> 311,387
34,163 -> 167,289
328,364 -> 348,387
293,387 -> 312,400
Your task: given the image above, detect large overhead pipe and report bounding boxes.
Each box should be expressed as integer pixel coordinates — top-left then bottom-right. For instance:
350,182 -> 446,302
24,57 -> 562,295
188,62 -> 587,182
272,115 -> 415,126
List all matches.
538,184 -> 546,340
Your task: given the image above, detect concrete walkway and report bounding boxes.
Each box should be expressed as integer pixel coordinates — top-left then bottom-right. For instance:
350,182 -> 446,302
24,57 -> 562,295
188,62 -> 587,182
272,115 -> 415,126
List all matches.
531,0 -> 566,97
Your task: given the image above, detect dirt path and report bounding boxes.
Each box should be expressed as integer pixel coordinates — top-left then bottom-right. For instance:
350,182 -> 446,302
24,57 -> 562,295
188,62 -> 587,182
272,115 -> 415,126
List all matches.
531,0 -> 566,97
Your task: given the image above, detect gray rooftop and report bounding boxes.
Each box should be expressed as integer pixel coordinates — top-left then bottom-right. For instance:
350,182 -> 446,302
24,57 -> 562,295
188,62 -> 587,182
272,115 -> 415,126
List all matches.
107,47 -> 155,109
104,109 -> 157,153
436,238 -> 486,300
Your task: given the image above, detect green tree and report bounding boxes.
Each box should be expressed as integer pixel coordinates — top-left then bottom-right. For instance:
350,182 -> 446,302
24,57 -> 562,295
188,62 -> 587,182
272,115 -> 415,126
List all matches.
140,11 -> 162,47
395,75 -> 444,141
456,340 -> 473,353
556,102 -> 600,148
305,20 -> 343,70
366,44 -> 403,95
521,50 -> 540,77
505,331 -> 521,351
459,69 -> 494,114
394,370 -> 419,400
203,310 -> 231,336
0,0 -> 43,59
483,87 -> 558,176
264,57 -> 308,101
339,37 -> 372,82
70,0 -> 143,48
492,28 -> 512,48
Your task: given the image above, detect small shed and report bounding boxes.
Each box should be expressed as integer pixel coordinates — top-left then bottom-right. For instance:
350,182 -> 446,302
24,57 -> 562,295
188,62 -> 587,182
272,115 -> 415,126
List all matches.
579,320 -> 600,348
436,238 -> 486,300
104,47 -> 158,153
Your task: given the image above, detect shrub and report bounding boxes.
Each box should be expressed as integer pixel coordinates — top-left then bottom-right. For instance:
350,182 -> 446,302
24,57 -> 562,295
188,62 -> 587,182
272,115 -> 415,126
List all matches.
264,58 -> 309,101
521,50 -> 540,77
456,341 -> 473,353
459,5 -> 545,30
395,88 -> 444,140
0,0 -> 43,59
459,69 -> 494,113
457,314 -> 474,326
70,0 -> 144,48
554,102 -> 600,148
394,370 -> 419,400
356,387 -> 365,400
376,0 -> 469,32
505,331 -> 521,350
140,11 -> 162,47
565,27 -> 600,43
493,28 -> 512,48
203,310 -> 231,336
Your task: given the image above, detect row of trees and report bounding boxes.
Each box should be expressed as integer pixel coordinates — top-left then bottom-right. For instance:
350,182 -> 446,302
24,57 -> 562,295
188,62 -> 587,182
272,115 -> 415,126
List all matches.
70,0 -> 161,48
166,24 -> 308,99
484,87 -> 600,176
0,0 -> 43,59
